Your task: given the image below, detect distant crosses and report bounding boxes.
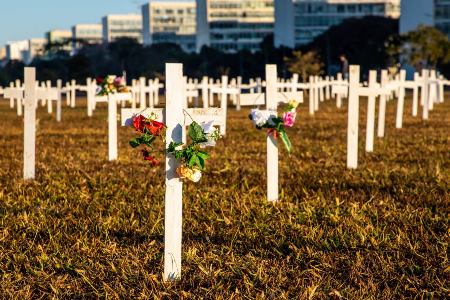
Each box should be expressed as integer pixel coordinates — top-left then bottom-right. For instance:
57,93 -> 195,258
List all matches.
420,69 -> 430,120
365,70 -> 378,153
377,70 -> 389,138
346,66 -> 386,168
395,70 -> 407,129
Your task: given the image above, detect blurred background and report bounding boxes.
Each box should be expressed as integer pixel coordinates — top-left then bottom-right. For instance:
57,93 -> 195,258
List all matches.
0,0 -> 448,83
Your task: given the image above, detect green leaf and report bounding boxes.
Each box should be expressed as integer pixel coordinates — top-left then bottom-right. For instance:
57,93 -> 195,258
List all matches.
188,122 -> 207,143
129,138 -> 141,148
279,130 -> 292,154
196,151 -> 209,160
188,154 -> 200,168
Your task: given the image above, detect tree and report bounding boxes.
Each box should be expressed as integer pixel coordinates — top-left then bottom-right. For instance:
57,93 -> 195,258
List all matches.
305,16 -> 398,74
401,25 -> 450,69
284,50 -> 324,81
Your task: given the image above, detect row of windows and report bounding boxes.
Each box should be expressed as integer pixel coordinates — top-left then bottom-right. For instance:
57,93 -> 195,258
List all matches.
211,31 -> 269,40
110,20 -> 142,26
210,2 -> 273,10
210,21 -> 273,30
295,16 -> 352,27
435,5 -> 450,19
210,12 -> 273,19
152,16 -> 195,24
154,8 -> 195,15
296,3 -> 386,15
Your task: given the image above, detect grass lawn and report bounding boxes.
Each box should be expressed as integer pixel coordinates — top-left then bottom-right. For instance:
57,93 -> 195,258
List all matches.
0,95 -> 448,298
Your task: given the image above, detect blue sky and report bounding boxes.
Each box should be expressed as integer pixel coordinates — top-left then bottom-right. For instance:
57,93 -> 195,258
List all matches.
0,0 -> 148,48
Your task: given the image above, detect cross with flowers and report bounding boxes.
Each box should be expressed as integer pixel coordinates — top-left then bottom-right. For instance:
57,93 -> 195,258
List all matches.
121,63 -> 225,281
248,64 -> 302,202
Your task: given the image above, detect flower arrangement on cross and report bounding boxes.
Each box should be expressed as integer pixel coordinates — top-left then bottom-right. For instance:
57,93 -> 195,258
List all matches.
249,100 -> 299,153
129,111 -> 221,182
96,75 -> 129,96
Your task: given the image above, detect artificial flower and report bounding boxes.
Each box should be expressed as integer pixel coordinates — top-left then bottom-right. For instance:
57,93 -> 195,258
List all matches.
283,111 -> 296,127
176,165 -> 202,183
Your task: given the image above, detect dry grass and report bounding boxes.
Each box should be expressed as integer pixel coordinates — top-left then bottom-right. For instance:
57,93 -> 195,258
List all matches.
0,94 -> 448,299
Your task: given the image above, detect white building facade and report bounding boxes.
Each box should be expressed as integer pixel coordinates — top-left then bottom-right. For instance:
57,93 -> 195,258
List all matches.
46,30 -> 73,53
142,0 -> 196,52
275,0 -> 400,48
196,0 -> 274,53
72,24 -> 103,51
102,14 -> 143,43
5,40 -> 29,61
26,38 -> 47,63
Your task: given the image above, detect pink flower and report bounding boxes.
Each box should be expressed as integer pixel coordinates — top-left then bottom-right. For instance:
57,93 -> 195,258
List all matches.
283,111 -> 296,127
114,76 -> 125,86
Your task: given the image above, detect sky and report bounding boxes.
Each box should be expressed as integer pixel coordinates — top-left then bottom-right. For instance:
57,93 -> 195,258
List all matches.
0,0 -> 149,48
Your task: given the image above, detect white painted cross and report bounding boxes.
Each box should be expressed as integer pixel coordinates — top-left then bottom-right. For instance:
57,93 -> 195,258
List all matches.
10,68 -> 60,179
347,66 -> 387,169
121,63 -> 226,281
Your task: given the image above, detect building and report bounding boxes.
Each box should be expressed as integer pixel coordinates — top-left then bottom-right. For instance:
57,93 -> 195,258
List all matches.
5,40 -> 29,61
196,0 -> 274,53
26,38 -> 47,63
102,14 -> 143,43
400,0 -> 450,37
0,47 -> 6,60
275,0 -> 400,48
142,0 -> 196,52
46,30 -> 73,53
72,24 -> 103,51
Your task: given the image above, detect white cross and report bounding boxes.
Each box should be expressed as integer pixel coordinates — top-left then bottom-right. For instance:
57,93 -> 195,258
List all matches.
347,66 -> 388,169
121,63 -> 226,281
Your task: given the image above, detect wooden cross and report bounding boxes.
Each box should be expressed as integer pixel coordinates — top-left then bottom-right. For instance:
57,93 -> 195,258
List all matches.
4,83 -> 24,116
121,63 -> 226,281
377,70 -> 389,138
347,66 -> 388,169
9,68 -> 59,179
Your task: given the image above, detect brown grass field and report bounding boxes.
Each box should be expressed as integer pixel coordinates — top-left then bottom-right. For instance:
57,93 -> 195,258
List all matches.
0,94 -> 448,299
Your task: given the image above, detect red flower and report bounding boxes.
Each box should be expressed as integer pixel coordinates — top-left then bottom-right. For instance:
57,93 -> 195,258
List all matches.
133,115 -> 146,133
96,77 -> 104,84
267,128 -> 278,139
145,120 -> 165,136
142,150 -> 159,166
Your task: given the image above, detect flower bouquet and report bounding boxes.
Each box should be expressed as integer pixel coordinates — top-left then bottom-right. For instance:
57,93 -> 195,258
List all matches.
249,100 -> 299,153
129,112 -> 221,182
96,75 -> 129,96
167,121 -> 221,182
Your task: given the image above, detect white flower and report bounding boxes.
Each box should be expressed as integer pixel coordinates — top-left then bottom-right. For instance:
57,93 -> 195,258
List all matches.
106,75 -> 116,84
250,109 -> 276,127
175,145 -> 183,151
199,121 -> 220,148
191,169 -> 202,183
201,121 -> 215,133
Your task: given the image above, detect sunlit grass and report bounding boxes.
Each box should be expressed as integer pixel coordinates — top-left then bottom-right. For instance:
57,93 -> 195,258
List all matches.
0,94 -> 448,298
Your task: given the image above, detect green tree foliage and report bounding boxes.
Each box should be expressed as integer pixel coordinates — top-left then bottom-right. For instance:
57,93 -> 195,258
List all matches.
304,16 -> 398,74
401,25 -> 450,69
284,51 -> 324,81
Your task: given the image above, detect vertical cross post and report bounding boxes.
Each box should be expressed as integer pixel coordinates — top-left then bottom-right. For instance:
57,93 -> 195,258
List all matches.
23,68 -> 37,180
347,65 -> 360,169
164,63 -> 184,281
377,70 -> 388,138
395,70 -> 406,129
56,80 -> 62,122
365,70 -> 377,152
266,65 -> 279,202
421,69 -> 429,120
108,94 -> 118,161
412,72 -> 419,117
